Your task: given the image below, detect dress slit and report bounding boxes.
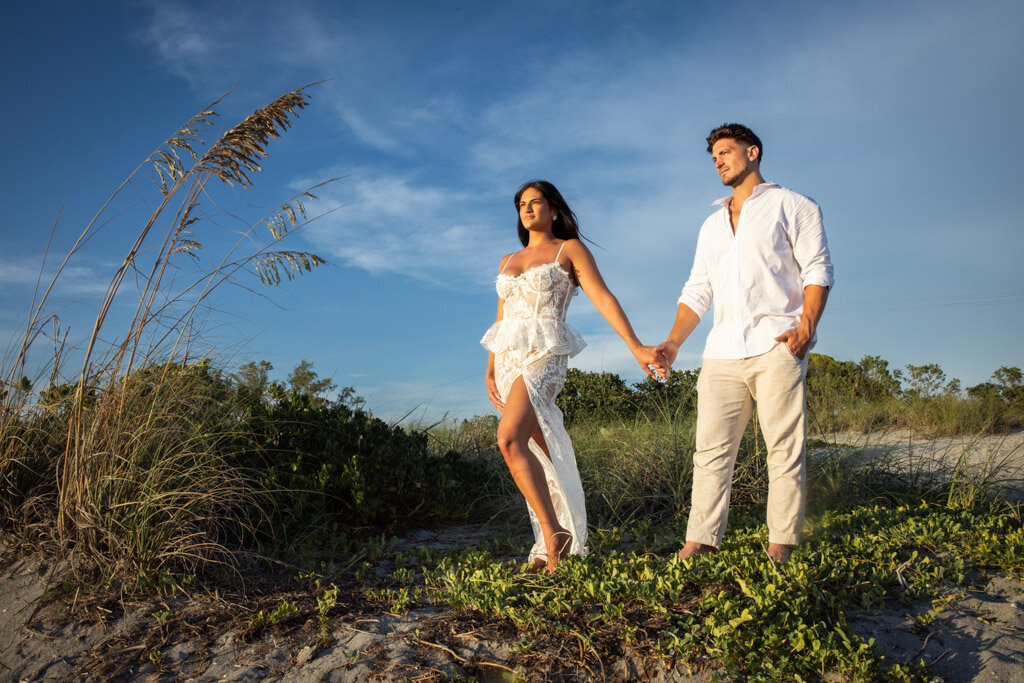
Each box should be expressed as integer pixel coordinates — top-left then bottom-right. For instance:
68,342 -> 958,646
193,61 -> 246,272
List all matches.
497,352 -> 587,562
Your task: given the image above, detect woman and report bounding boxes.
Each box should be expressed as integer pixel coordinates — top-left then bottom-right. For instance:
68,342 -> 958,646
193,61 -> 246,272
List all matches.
481,180 -> 660,572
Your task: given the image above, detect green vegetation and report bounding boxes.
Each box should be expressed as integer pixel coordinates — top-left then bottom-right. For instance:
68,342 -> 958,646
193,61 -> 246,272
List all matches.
232,360 -> 497,546
416,501 -> 1022,680
0,86 -> 493,577
249,595 -> 299,629
0,84 -> 1021,680
364,384 -> 1024,679
555,356 -> 1024,436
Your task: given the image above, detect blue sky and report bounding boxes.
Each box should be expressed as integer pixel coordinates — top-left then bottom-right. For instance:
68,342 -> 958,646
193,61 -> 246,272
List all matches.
2,0 -> 1022,421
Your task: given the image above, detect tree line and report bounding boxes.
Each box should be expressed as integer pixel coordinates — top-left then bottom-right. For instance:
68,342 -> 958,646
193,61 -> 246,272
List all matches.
554,354 -> 1024,433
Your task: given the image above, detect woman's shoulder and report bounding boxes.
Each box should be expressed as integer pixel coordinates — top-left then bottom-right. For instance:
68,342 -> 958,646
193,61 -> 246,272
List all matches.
559,238 -> 590,259
498,251 -> 520,272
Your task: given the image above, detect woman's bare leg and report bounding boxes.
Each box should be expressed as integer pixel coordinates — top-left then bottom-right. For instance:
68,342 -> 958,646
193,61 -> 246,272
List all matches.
525,428 -> 555,572
532,427 -> 551,459
496,376 -> 571,571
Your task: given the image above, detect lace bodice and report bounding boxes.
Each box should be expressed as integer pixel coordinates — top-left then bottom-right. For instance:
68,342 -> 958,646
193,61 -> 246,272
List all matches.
481,261 -> 586,358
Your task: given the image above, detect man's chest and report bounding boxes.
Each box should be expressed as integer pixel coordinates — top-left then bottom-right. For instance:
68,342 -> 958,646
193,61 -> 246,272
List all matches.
703,209 -> 793,270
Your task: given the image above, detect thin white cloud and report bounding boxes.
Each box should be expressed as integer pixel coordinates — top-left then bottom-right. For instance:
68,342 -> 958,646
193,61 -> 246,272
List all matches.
0,260 -> 44,286
332,105 -> 404,154
355,372 -> 487,422
135,0 -> 341,97
0,256 -> 106,295
137,1 -> 213,86
304,172 -> 509,287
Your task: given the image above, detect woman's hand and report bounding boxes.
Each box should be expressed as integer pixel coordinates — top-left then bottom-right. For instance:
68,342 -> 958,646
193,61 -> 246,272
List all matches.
486,375 -> 505,412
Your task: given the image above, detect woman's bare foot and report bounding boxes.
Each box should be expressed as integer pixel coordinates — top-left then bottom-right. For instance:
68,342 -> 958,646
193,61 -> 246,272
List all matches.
676,541 -> 716,561
767,543 -> 793,564
521,530 -> 573,574
522,557 -> 547,574
544,529 -> 573,572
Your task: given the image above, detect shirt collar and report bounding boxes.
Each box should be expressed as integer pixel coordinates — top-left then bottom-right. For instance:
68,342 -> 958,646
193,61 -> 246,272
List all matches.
712,181 -> 779,206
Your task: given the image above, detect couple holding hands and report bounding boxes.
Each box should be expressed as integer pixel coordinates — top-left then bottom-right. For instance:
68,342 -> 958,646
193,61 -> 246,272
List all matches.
481,124 -> 834,572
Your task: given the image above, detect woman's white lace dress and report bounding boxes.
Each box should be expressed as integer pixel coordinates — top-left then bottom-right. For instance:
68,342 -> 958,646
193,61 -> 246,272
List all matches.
480,257 -> 588,561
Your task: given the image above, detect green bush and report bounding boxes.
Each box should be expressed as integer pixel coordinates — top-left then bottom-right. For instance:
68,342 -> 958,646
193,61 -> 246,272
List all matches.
556,367 -> 699,425
565,408 -> 775,525
241,392 -> 495,544
557,368 -> 637,423
0,357 -> 503,573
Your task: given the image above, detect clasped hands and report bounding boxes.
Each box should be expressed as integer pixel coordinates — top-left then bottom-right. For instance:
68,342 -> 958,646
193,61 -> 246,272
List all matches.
633,343 -> 675,380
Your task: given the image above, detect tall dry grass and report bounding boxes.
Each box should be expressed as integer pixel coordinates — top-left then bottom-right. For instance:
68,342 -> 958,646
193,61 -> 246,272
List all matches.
0,85 -> 332,575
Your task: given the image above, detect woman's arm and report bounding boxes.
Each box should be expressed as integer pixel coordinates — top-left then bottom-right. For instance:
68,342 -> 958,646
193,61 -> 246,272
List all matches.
485,296 -> 506,411
562,240 -> 662,378
486,253 -> 518,411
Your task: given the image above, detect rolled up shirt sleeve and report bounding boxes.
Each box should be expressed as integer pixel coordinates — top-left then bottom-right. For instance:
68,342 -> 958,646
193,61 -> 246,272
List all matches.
678,229 -> 713,319
790,196 -> 834,291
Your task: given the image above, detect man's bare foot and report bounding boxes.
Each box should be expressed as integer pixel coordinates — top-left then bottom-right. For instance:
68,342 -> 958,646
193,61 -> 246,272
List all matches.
676,541 -> 716,561
767,543 -> 794,564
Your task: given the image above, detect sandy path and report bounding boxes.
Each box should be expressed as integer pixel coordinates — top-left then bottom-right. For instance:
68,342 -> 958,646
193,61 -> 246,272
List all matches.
815,429 -> 1024,493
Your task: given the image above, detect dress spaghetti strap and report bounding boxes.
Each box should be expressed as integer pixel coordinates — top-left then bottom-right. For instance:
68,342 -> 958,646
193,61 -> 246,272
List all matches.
499,254 -> 514,274
553,240 -> 567,263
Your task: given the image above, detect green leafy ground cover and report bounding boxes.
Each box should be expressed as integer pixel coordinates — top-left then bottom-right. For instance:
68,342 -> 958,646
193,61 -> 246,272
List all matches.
358,500 -> 1022,680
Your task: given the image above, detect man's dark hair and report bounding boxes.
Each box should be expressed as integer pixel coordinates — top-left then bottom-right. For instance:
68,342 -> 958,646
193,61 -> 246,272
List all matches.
706,123 -> 763,164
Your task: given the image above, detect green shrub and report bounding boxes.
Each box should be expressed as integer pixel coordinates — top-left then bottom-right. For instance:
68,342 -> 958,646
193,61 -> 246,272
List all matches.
557,368 -> 637,423
556,367 -> 699,425
241,392 -> 497,544
0,361 -> 265,574
566,407 -> 773,525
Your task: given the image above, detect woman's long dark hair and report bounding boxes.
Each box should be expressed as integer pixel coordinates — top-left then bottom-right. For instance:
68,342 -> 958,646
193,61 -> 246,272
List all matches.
514,180 -> 581,247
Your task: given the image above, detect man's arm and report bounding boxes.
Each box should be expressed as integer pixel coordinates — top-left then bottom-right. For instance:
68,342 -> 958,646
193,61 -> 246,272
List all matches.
658,223 -> 713,373
656,303 -> 702,369
774,284 -> 829,359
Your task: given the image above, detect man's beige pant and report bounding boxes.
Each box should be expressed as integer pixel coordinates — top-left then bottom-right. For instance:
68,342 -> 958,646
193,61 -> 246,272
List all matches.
686,342 -> 809,548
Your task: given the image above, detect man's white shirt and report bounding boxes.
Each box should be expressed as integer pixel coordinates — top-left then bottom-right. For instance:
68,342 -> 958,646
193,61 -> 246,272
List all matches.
678,182 -> 834,360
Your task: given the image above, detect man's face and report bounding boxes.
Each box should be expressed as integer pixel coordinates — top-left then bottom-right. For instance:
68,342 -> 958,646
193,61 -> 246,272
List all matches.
711,138 -> 758,187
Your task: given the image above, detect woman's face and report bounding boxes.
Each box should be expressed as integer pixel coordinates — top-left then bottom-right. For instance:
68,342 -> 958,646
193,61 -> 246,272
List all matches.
518,187 -> 555,232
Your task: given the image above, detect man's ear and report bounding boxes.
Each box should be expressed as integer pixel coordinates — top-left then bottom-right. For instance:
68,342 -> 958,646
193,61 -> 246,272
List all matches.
747,145 -> 760,163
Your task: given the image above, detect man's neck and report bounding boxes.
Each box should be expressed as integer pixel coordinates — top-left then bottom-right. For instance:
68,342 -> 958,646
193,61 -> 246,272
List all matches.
729,170 -> 766,208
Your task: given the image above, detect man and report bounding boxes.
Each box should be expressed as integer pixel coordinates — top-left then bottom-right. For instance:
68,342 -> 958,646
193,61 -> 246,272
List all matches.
656,123 -> 833,563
